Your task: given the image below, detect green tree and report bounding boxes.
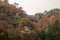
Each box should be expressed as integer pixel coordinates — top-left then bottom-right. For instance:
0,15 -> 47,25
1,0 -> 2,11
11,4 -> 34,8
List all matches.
4,0 -> 8,3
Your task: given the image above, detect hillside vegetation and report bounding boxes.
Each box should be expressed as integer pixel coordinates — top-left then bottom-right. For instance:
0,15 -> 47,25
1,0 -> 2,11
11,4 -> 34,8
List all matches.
0,0 -> 60,40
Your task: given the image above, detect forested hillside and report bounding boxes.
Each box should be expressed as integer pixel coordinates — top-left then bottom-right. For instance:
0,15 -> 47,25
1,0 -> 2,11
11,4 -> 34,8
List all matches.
0,0 -> 60,40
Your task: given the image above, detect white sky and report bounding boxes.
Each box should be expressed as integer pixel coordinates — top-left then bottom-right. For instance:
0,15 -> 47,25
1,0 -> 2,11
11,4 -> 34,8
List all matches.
8,0 -> 60,15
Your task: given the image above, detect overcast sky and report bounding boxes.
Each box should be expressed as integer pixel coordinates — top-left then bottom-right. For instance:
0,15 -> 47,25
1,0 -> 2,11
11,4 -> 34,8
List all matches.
8,0 -> 60,15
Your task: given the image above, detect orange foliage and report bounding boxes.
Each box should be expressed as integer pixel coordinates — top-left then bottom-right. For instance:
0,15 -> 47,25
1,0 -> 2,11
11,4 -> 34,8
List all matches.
48,15 -> 55,24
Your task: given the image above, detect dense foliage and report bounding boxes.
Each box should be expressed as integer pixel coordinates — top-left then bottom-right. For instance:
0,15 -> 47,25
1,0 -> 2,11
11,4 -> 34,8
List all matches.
0,0 -> 60,40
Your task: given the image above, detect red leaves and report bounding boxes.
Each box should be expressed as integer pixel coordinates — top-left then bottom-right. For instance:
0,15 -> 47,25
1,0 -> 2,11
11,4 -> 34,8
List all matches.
44,14 -> 48,19
0,13 -> 7,17
0,21 -> 8,29
58,10 -> 60,15
6,28 -> 16,37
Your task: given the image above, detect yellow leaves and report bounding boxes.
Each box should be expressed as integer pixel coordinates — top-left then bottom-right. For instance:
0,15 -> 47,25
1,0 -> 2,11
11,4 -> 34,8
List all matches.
18,18 -> 31,26
48,15 -> 56,24
33,23 -> 42,32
